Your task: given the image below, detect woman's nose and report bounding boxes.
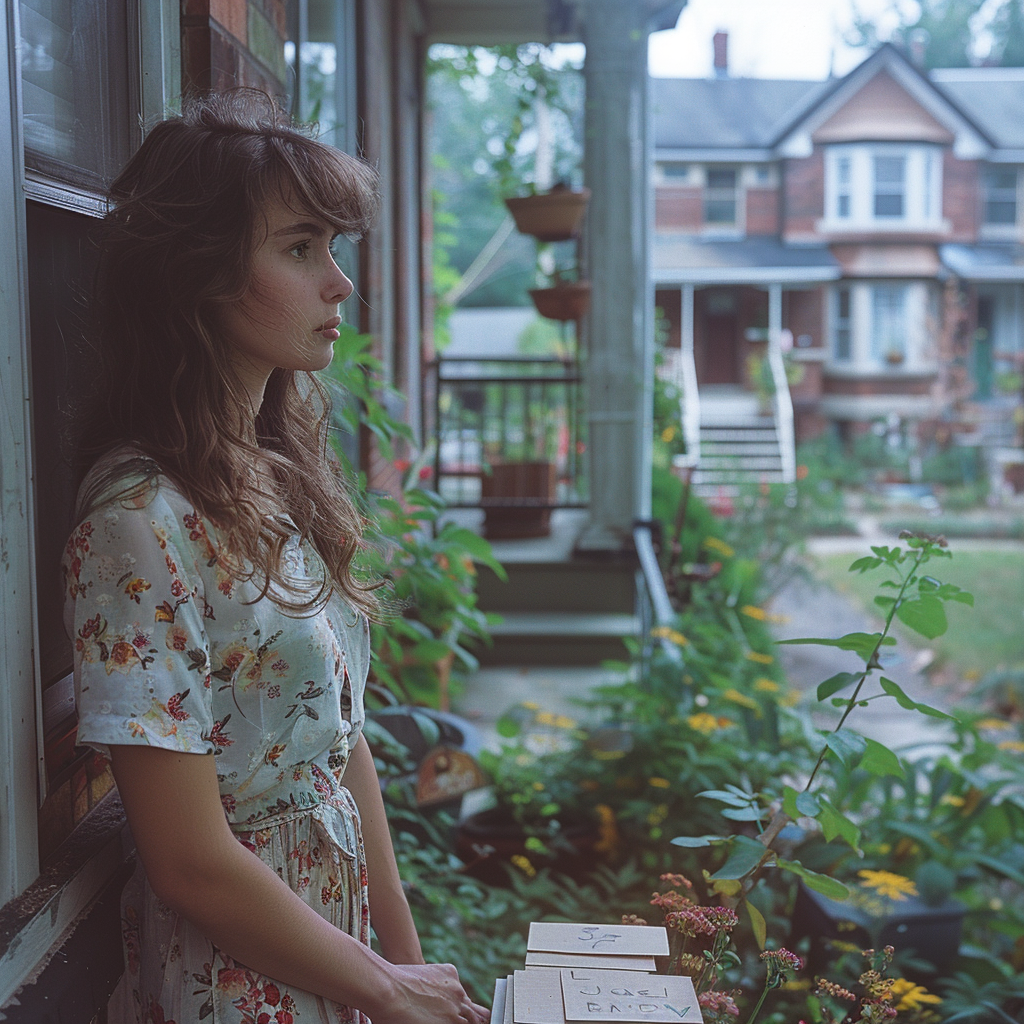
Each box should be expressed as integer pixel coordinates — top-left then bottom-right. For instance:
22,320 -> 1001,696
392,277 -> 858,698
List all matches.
326,265 -> 354,305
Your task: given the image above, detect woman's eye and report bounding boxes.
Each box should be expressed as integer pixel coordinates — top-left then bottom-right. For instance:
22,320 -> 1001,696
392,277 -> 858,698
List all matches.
289,241 -> 311,260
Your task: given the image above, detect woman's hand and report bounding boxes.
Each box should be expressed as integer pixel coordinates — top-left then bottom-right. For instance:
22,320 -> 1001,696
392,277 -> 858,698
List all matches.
378,962 -> 490,1024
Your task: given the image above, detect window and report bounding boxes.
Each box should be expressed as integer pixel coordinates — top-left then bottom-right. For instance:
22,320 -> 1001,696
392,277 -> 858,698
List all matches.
836,156 -> 851,219
873,155 -> 905,218
983,166 -> 1017,225
704,166 -> 737,224
661,162 -> 689,180
19,0 -> 134,193
871,285 -> 907,362
834,287 -> 852,360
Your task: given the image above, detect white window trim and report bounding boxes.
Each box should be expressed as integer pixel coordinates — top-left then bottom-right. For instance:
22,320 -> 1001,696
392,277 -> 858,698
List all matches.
821,143 -> 946,234
1,0 -> 42,905
700,164 -> 745,237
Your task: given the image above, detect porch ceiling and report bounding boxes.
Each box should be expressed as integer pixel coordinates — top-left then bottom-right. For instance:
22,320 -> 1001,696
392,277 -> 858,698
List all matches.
423,0 -> 685,44
941,242 -> 1024,282
653,235 -> 841,285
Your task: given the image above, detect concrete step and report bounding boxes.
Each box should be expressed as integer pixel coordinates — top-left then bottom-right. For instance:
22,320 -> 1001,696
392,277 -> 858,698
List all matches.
701,429 -> 780,442
701,443 -> 783,456
700,456 -> 785,470
476,612 -> 640,667
475,560 -> 636,615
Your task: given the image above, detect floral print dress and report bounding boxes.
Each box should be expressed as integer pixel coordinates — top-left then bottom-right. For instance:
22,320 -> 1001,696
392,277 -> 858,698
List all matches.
63,454 -> 373,1024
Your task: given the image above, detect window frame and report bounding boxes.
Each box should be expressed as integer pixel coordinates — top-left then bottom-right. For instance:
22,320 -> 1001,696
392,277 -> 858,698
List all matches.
833,286 -> 852,361
702,164 -> 740,230
981,164 -> 1018,233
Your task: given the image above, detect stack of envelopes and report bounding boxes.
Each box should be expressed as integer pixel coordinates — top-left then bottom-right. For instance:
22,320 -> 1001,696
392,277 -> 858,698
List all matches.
490,923 -> 703,1024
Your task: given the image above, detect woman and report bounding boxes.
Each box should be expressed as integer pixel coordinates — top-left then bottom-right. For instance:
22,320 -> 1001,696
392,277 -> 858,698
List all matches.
63,91 -> 490,1024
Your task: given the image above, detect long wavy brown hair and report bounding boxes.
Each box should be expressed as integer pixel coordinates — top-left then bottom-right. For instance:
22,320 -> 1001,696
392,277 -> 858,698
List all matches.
78,90 -> 381,616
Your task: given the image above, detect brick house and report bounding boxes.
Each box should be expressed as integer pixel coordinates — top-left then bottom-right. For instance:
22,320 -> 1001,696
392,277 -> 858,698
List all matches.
652,40 -> 1024,487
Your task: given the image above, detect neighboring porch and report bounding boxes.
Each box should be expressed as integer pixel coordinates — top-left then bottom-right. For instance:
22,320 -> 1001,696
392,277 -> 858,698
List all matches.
653,235 -> 841,495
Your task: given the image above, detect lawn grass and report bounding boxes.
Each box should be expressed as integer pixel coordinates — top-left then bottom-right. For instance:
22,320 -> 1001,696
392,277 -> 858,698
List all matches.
810,549 -> 1024,677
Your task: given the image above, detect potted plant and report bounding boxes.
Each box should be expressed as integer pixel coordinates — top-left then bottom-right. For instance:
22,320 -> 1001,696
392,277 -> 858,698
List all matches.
505,182 -> 591,242
528,263 -> 591,322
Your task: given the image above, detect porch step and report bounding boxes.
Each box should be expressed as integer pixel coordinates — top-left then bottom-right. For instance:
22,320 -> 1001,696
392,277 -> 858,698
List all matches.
479,612 -> 640,666
700,456 -> 785,471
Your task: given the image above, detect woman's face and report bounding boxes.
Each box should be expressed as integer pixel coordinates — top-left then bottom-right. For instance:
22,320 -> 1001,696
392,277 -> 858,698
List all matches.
218,196 -> 354,403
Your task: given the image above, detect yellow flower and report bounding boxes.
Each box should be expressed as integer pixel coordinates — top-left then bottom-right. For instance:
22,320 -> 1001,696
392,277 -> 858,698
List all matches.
977,717 -> 1010,731
740,604 -> 767,621
521,701 -> 540,710
651,625 -> 688,646
998,739 -> 1024,753
890,978 -> 941,1010
963,668 -> 981,682
686,712 -> 723,735
857,869 -> 918,901
594,803 -> 619,854
940,794 -> 965,807
754,678 -> 779,693
661,425 -> 676,443
535,711 -> 557,726
532,781 -> 545,791
723,688 -> 760,712
554,714 -> 577,729
746,651 -> 774,665
648,777 -> 671,788
510,854 -> 537,877
780,688 -> 802,707
702,536 -> 735,558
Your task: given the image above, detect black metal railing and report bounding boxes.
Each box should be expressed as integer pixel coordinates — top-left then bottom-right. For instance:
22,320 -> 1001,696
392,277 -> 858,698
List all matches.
432,357 -> 588,509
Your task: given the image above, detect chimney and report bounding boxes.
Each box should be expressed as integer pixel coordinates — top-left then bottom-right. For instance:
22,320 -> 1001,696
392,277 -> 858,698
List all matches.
713,30 -> 728,78
908,28 -> 929,68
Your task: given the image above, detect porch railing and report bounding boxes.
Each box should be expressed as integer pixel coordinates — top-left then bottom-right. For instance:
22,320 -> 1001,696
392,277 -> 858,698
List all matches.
766,345 -> 797,484
432,356 -> 588,509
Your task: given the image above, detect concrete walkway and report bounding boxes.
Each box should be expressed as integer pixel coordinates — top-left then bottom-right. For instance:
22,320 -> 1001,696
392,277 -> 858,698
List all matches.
453,525 -> 992,758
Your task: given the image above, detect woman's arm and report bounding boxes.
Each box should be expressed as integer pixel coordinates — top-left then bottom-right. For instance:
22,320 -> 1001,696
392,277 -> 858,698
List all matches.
342,734 -> 424,964
110,744 -> 481,1024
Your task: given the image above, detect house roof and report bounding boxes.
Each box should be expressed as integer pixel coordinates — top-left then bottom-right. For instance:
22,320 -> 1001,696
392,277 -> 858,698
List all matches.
653,235 -> 841,284
930,69 -> 1024,152
652,79 -> 827,151
940,243 -> 1024,282
653,44 -> 1023,159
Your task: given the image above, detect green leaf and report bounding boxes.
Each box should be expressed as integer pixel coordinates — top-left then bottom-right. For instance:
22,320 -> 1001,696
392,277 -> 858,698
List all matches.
817,672 -> 860,701
776,857 -> 850,900
697,788 -> 755,808
721,807 -> 764,822
896,595 -> 948,639
848,556 -> 883,572
825,729 -> 867,767
709,835 -> 768,881
746,900 -> 767,949
879,677 -> 957,721
873,595 -> 896,609
670,834 -> 722,848
860,737 -> 904,778
951,590 -> 974,606
796,791 -> 822,817
778,632 -> 896,658
816,797 -> 862,851
970,853 -> 1024,887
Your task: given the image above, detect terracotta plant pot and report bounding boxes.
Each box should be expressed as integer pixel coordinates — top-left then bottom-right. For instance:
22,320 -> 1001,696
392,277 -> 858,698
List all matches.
454,806 -> 601,886
529,281 -> 591,322
504,186 -> 591,242
480,460 -> 557,540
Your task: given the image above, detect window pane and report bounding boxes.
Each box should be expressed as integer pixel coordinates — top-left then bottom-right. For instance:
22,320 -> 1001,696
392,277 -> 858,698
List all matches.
871,285 -> 906,358
986,166 -> 1017,190
874,193 -> 904,217
19,0 -> 133,187
837,156 -> 850,185
705,198 -> 736,223
837,194 -> 850,218
706,167 -> 736,189
834,288 -> 852,360
874,156 -> 904,184
662,162 -> 689,179
985,199 -> 1017,225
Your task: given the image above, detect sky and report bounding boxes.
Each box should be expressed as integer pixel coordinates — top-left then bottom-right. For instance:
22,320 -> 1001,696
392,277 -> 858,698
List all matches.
648,0 -> 918,80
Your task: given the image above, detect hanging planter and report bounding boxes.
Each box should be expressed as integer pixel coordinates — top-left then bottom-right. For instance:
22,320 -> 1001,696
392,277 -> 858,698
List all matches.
529,280 -> 591,322
505,185 -> 591,242
480,460 -> 557,540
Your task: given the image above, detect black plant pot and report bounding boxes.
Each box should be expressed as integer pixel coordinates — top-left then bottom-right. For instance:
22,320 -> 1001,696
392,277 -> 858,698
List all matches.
454,806 -> 600,887
791,881 -> 965,979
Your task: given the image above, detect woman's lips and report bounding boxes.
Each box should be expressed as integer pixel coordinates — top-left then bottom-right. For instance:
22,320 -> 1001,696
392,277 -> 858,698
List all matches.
315,315 -> 342,340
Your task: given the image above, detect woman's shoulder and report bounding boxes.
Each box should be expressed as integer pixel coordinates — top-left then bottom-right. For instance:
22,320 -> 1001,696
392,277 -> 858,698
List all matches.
75,445 -> 192,523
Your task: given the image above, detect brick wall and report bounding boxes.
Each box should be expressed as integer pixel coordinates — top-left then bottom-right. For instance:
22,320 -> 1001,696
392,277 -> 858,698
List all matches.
181,0 -> 287,96
823,373 -> 936,396
943,152 -> 979,241
655,187 -> 702,231
782,151 -> 824,239
745,187 -> 780,235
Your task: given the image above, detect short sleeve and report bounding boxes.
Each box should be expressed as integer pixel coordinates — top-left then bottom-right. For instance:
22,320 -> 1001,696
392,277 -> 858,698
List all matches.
63,479 -> 215,757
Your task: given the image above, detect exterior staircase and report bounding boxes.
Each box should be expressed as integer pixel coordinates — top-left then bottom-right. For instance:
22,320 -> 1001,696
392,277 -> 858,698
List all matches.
458,510 -> 641,667
684,387 -> 793,498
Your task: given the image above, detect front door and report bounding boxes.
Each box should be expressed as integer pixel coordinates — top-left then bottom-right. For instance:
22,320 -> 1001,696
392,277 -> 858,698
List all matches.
700,289 -> 739,384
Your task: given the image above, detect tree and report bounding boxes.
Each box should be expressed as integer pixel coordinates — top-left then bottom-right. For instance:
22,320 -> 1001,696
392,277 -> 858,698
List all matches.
848,0 -> 1024,68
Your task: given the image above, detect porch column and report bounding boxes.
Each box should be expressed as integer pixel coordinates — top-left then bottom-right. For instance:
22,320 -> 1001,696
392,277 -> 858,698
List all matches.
577,0 -> 654,551
768,282 -> 782,355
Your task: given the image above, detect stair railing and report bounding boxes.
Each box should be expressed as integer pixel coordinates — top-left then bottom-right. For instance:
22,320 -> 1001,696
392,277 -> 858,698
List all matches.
766,345 -> 797,484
